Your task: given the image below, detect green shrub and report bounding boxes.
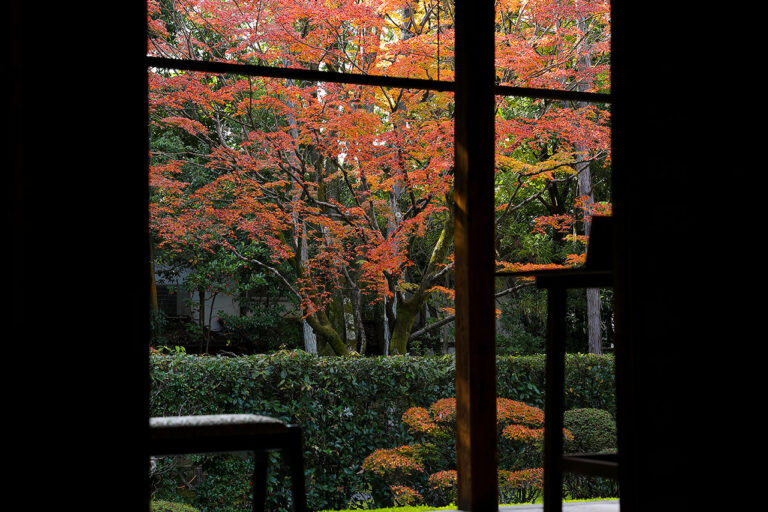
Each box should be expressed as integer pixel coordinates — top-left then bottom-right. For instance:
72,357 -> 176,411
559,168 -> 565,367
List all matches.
563,408 -> 618,500
563,474 -> 618,501
151,501 -> 201,512
563,408 -> 617,454
150,351 -> 615,511
188,454 -> 254,512
218,310 -> 303,353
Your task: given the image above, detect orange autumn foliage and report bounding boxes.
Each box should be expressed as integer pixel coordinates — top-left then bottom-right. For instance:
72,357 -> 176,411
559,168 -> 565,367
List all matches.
148,0 -> 611,349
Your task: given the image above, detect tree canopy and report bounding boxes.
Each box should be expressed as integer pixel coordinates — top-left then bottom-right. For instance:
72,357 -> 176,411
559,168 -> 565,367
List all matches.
148,0 -> 611,355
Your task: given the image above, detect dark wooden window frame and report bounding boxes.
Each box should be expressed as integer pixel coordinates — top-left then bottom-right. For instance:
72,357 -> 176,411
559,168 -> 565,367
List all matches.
144,5 -> 613,511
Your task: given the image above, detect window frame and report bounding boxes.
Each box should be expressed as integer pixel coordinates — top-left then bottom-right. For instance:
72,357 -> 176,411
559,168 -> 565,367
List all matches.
143,3 -> 613,510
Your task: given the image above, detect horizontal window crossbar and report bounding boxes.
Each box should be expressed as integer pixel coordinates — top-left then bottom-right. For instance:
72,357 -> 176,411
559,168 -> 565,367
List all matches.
146,56 -> 611,104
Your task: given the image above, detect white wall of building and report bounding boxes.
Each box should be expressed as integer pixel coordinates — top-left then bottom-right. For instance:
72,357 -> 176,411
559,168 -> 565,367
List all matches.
154,264 -> 239,331
186,289 -> 240,332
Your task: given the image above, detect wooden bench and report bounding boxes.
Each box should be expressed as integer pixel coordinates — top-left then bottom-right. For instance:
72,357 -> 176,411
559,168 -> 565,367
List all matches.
150,414 -> 308,512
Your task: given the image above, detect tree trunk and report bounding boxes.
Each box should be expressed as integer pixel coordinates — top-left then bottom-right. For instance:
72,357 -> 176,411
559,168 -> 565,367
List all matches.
586,287 -> 602,354
576,147 -> 601,354
305,309 -> 349,355
350,288 -> 368,354
440,273 -> 452,354
149,242 -> 159,315
389,299 -> 420,355
302,320 -> 317,354
575,14 -> 601,354
388,209 -> 454,354
300,223 -> 317,354
197,285 -> 206,353
383,297 -> 391,355
285,233 -> 348,356
149,243 -> 161,344
284,69 -> 321,355
206,291 -> 218,353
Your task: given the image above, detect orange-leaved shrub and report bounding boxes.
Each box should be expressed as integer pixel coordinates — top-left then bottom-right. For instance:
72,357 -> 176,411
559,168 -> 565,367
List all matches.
427,470 -> 458,505
498,468 -> 544,504
390,485 -> 425,506
361,397 -> 571,506
361,445 -> 424,480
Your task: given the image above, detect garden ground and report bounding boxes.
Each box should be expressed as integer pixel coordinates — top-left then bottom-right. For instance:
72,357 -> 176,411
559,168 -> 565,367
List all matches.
494,500 -> 619,511
327,500 -> 620,512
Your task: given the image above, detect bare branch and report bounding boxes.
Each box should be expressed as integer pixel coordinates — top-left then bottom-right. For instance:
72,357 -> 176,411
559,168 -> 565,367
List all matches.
409,313 -> 455,340
494,281 -> 536,299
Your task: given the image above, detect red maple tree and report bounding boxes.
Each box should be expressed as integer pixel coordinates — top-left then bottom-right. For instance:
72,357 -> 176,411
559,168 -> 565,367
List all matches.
148,0 -> 611,355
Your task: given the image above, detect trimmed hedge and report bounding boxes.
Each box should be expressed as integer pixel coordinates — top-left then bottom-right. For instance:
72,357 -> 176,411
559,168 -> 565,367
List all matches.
150,351 -> 614,511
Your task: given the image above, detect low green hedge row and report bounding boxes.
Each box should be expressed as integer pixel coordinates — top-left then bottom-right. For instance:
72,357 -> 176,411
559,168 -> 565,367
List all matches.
150,351 -> 615,511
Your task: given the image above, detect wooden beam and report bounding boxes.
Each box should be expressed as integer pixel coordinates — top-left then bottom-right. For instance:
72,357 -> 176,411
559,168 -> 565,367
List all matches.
453,1 -> 497,511
146,56 -> 610,103
561,455 -> 619,479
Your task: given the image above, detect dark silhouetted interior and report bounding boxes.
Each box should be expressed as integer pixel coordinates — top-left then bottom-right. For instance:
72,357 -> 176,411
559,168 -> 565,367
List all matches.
13,2 -> 738,510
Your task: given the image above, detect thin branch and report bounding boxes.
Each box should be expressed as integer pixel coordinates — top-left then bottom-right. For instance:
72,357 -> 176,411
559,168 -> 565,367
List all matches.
222,242 -> 302,300
409,281 -> 535,340
409,313 -> 454,340
494,281 -> 536,299
432,262 -> 454,281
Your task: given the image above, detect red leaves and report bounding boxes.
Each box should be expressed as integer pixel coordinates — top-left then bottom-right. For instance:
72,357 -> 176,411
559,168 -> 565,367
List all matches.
501,424 -> 545,443
366,397 -> 556,503
495,0 -> 611,91
390,485 -> 424,506
534,214 -> 578,235
158,116 -> 208,136
496,398 -> 545,428
565,253 -> 587,266
401,407 -> 439,435
427,470 -> 458,491
148,0 -> 611,321
502,467 -> 544,490
361,445 -> 425,477
497,261 -> 569,275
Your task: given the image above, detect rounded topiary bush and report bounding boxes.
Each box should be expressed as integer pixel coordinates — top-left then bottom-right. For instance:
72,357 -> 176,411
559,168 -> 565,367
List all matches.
150,501 -> 201,512
563,408 -> 616,454
562,408 -> 618,500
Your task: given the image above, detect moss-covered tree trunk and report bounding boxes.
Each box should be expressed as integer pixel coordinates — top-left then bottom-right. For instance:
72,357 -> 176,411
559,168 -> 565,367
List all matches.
389,297 -> 421,355
388,209 -> 454,355
305,309 -> 349,356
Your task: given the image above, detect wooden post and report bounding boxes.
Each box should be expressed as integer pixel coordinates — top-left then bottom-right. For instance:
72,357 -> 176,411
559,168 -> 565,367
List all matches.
453,1 -> 497,510
542,286 -> 567,512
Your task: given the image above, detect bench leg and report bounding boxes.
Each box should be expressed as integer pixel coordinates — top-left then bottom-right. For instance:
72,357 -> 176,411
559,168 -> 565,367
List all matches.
252,451 -> 269,512
286,426 -> 308,512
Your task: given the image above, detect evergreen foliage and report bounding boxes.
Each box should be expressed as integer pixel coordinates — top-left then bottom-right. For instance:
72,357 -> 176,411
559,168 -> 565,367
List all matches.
150,352 -> 615,511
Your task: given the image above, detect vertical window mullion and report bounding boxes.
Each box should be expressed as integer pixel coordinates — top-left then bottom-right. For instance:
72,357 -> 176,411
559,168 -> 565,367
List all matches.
453,0 -> 498,510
